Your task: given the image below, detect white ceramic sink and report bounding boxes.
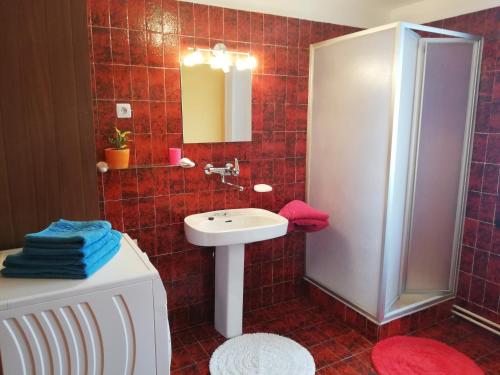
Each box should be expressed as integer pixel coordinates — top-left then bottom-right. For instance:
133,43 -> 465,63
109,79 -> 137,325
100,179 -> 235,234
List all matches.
184,208 -> 288,338
184,208 -> 288,247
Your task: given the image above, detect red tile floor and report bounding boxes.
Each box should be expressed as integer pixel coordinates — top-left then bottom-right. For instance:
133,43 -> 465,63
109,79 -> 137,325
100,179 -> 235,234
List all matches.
170,298 -> 500,374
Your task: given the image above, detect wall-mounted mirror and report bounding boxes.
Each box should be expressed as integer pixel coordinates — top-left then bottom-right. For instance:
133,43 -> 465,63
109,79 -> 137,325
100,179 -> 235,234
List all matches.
180,64 -> 252,143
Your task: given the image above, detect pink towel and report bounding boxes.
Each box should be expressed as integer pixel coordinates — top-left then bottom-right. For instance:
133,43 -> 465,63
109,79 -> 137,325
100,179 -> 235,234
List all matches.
279,200 -> 329,233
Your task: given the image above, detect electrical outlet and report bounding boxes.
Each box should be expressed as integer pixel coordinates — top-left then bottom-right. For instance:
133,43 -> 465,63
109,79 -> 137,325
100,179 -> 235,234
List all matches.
116,103 -> 132,118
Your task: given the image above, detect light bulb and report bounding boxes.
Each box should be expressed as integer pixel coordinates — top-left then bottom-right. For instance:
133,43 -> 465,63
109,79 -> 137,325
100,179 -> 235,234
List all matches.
236,58 -> 248,71
221,53 -> 232,67
246,56 -> 257,69
210,55 -> 222,69
183,50 -> 204,66
183,53 -> 195,66
191,50 -> 204,65
210,51 -> 232,72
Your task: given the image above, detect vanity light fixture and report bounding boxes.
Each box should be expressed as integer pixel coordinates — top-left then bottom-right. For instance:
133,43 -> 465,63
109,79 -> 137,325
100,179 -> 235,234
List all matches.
182,43 -> 257,72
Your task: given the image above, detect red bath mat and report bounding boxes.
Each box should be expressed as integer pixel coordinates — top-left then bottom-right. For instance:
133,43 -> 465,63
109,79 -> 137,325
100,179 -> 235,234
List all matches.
371,336 -> 484,375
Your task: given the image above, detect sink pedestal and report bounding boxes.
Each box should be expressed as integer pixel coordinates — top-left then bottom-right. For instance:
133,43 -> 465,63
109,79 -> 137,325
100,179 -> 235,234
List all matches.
214,244 -> 244,338
184,208 -> 289,339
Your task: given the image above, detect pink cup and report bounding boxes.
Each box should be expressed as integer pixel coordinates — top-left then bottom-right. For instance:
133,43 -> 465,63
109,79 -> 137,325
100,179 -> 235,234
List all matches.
169,148 -> 181,165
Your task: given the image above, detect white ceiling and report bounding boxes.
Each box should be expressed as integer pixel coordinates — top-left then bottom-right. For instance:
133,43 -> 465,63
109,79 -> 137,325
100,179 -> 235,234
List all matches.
189,0 -> 499,28
388,0 -> 500,24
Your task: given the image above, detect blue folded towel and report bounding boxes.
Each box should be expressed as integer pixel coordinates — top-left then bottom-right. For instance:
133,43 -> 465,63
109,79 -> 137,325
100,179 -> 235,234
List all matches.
4,231 -> 122,268
25,219 -> 111,249
23,229 -> 120,258
1,233 -> 121,279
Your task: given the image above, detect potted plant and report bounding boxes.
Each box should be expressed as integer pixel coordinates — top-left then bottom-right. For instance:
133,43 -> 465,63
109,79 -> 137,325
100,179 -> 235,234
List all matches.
105,127 -> 132,169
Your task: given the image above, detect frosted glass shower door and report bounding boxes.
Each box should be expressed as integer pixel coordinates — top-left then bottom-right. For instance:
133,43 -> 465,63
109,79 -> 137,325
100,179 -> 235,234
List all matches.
404,39 -> 476,293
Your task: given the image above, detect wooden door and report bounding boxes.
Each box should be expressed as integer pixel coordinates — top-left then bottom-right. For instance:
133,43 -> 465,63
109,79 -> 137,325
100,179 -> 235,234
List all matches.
0,0 -> 98,249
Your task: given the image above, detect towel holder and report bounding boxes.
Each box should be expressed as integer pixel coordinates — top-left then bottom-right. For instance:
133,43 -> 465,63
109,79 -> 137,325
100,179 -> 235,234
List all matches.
96,159 -> 196,173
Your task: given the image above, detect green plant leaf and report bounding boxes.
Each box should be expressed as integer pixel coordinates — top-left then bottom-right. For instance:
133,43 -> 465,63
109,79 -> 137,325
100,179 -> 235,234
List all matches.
109,126 -> 133,149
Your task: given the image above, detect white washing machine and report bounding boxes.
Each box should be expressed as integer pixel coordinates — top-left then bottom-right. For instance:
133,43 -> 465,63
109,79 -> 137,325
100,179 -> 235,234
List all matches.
0,234 -> 171,375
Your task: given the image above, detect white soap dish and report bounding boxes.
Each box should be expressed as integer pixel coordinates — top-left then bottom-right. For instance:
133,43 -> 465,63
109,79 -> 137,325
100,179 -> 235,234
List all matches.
96,161 -> 109,173
179,157 -> 196,168
253,184 -> 273,193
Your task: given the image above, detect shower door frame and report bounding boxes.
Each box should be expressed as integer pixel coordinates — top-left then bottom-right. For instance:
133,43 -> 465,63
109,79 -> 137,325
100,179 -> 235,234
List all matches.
396,37 -> 481,304
305,22 -> 483,324
380,24 -> 482,323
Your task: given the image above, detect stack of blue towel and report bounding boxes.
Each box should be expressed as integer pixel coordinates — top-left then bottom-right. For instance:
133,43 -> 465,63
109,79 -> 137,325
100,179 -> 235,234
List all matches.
1,220 -> 122,279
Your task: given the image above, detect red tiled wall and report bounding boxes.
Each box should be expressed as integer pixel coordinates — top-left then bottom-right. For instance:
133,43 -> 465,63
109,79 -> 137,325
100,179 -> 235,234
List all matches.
426,8 -> 500,324
87,0 -> 360,331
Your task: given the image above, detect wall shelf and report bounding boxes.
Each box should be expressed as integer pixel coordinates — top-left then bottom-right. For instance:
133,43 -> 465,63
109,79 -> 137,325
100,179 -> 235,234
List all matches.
96,161 -> 195,173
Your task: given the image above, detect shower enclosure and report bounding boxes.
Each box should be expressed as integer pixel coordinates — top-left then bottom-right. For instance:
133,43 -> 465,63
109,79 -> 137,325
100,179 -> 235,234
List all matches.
306,23 -> 482,324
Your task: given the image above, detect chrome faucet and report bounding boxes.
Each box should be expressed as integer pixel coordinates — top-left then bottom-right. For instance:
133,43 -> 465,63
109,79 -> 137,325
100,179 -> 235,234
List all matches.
204,158 -> 244,191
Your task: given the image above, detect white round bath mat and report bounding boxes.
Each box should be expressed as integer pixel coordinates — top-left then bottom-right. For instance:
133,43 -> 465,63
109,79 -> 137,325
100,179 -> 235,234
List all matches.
209,333 -> 316,375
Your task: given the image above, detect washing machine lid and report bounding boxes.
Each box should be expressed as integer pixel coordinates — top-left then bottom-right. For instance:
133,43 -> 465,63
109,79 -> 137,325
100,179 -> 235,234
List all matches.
0,234 -> 158,311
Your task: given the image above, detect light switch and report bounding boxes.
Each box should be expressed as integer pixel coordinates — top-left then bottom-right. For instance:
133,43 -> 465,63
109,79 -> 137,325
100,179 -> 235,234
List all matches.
116,103 -> 132,118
